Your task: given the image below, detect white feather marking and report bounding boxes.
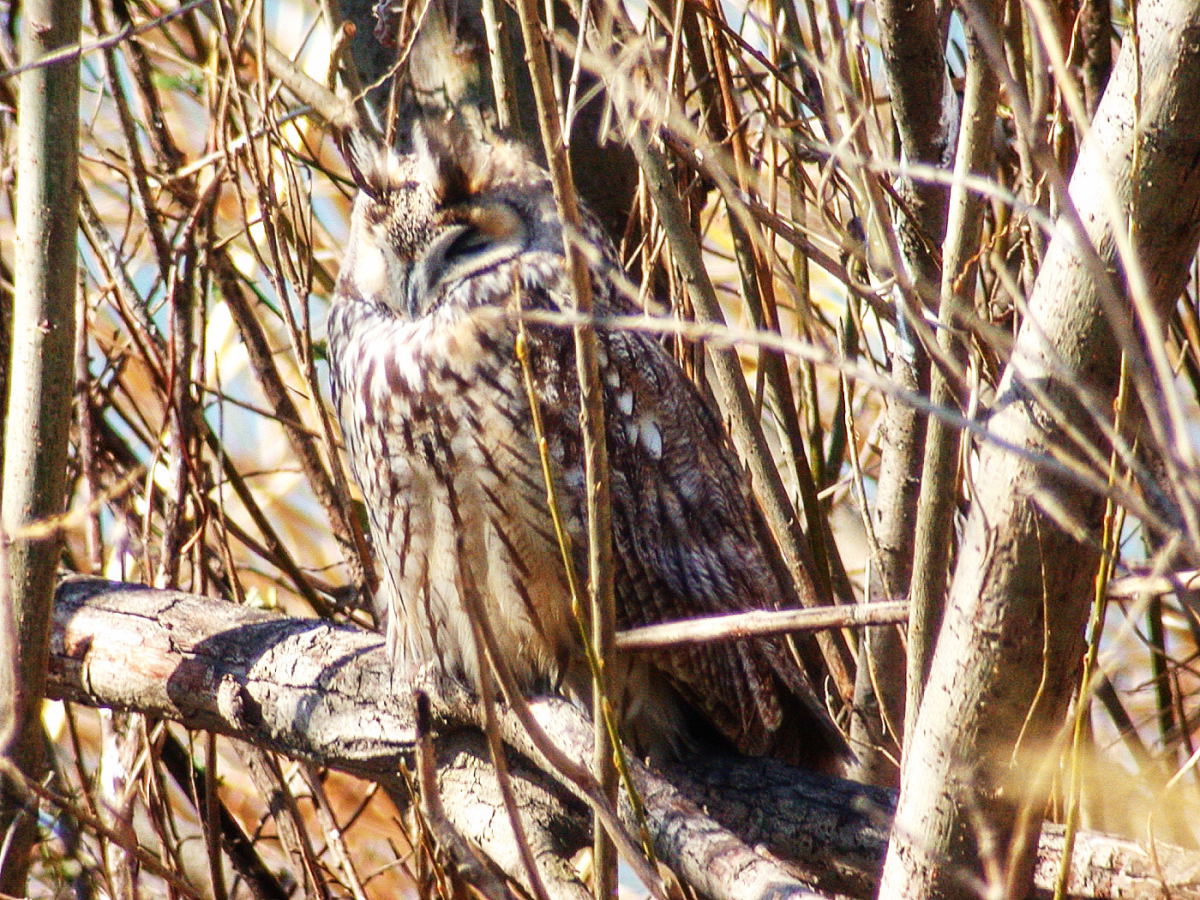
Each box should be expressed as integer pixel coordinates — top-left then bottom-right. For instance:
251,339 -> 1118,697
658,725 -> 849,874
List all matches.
640,420 -> 663,459
354,242 -> 387,298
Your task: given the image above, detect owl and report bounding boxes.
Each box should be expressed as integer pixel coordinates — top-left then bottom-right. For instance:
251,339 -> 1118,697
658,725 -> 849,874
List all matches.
326,120 -> 848,768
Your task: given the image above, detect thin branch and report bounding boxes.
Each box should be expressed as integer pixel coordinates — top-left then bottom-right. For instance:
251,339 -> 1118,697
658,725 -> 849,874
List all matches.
413,691 -> 517,900
509,3 -> 619,895
615,601 -> 909,651
905,0 -> 1001,742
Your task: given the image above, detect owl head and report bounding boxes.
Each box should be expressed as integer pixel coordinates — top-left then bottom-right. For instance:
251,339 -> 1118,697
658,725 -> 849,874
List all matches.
335,121 -> 591,320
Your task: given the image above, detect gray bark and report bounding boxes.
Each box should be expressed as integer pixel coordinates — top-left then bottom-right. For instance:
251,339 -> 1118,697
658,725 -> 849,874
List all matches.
905,0 -> 1000,742
849,0 -> 953,787
0,0 -> 82,890
879,2 -> 1200,896
48,578 -> 1200,900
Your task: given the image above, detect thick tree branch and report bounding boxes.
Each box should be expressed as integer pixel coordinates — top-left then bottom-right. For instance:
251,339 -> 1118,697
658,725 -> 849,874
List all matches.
48,577 -> 825,899
48,578 -> 1200,899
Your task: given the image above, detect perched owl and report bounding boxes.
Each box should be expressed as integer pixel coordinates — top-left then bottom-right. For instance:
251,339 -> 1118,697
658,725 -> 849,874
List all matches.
326,121 -> 847,768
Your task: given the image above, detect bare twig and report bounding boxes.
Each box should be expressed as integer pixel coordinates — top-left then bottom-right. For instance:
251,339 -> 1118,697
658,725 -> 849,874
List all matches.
414,691 -> 516,900
615,600 -> 909,651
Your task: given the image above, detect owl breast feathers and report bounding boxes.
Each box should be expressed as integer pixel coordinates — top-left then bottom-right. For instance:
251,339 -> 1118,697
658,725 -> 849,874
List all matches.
326,121 -> 847,768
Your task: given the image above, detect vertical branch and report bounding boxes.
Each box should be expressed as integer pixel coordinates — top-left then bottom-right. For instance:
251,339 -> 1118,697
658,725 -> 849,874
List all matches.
0,0 -> 83,890
880,1 -> 1200,893
848,0 -> 950,786
510,1 -> 618,894
906,0 -> 1001,744
702,7 -> 846,608
481,0 -> 521,136
620,121 -> 854,698
1078,0 -> 1112,114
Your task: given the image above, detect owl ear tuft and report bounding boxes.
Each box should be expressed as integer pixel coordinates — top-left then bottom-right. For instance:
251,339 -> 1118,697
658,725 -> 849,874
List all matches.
412,116 -> 490,205
340,129 -> 396,200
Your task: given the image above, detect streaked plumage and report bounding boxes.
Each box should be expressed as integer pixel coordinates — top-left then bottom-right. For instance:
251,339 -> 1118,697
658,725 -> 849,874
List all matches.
327,121 -> 846,766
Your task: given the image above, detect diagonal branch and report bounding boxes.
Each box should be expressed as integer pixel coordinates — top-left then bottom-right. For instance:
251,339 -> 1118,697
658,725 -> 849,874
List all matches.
48,577 -> 1200,900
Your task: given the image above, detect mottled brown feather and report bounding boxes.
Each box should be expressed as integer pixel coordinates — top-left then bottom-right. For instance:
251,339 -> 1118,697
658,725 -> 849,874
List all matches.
327,120 -> 848,768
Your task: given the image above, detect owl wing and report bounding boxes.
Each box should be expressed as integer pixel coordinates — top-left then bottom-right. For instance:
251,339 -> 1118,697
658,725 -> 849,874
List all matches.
598,329 -> 848,766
